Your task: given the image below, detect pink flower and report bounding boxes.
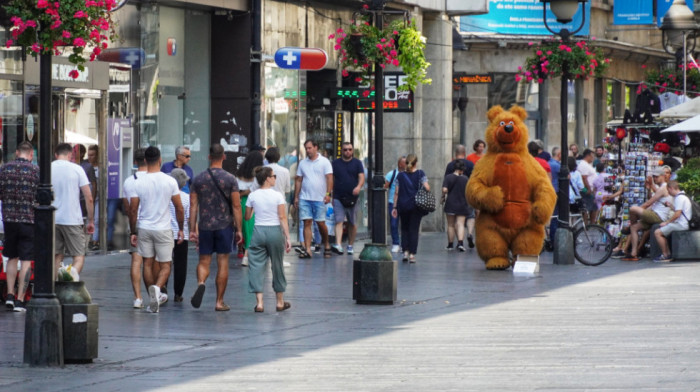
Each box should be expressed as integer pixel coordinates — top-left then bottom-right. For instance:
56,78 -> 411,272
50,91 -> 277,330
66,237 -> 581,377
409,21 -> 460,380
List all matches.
62,30 -> 72,39
536,50 -> 542,56
362,4 -> 369,9
389,49 -> 397,57
25,20 -> 37,28
50,20 -> 62,29
515,75 -> 522,82
355,77 -> 363,82
5,39 -> 13,48
74,10 -> 88,18
546,50 -> 552,55
393,30 -> 398,35
392,59 -> 399,66
73,38 -> 86,47
334,44 -> 341,51
37,0 -> 49,8
329,34 -> 335,39
538,78 -> 544,83
69,70 -> 79,79
342,70 -> 349,77
31,43 -> 41,53
528,42 -> 534,46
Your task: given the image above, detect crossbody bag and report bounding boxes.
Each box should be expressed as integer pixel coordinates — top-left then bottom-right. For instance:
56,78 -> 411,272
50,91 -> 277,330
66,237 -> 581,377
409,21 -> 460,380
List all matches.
207,168 -> 233,216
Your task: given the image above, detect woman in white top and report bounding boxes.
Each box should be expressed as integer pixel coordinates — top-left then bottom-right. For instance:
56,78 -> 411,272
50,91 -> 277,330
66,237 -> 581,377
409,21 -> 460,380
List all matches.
245,166 -> 292,312
237,151 -> 263,265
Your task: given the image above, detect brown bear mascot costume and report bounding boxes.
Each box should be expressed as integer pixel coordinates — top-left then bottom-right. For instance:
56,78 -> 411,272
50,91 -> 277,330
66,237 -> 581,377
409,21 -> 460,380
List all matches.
466,105 -> 557,270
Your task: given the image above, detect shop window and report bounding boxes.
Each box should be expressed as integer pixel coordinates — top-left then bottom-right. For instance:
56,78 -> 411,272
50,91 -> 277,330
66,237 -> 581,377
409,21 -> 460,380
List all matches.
491,73 -> 540,139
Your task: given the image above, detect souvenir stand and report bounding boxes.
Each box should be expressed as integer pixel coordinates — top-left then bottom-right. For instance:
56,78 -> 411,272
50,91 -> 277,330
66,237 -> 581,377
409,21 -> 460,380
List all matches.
602,120 -> 666,245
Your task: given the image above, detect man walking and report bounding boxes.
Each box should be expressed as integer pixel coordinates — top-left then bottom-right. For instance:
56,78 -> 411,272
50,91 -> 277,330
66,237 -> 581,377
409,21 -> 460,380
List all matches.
330,142 -> 365,255
122,148 -> 147,308
264,147 -> 291,198
189,144 -> 242,311
294,139 -> 333,258
161,146 -> 194,193
129,146 -> 184,313
577,149 -> 597,224
384,156 -> 406,253
0,142 -> 39,311
52,143 -> 95,275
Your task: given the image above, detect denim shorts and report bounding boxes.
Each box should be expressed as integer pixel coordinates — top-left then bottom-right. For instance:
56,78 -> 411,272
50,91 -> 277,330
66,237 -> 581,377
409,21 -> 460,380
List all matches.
332,198 -> 357,225
298,199 -> 326,222
198,225 -> 234,255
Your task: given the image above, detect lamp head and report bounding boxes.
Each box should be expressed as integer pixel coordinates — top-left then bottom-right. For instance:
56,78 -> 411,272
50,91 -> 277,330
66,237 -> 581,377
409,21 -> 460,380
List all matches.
660,0 -> 700,52
540,0 -> 587,24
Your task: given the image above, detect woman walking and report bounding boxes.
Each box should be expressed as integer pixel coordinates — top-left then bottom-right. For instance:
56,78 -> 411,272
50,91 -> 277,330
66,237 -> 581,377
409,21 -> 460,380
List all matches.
442,160 -> 472,251
391,154 -> 430,263
237,151 -> 263,266
246,166 -> 292,312
466,139 -> 485,164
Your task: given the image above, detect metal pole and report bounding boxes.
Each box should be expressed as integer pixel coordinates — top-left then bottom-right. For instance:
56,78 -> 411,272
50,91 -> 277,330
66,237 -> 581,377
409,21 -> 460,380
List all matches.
370,8 -> 386,245
24,53 -> 63,366
251,0 -> 262,146
684,31 -> 688,97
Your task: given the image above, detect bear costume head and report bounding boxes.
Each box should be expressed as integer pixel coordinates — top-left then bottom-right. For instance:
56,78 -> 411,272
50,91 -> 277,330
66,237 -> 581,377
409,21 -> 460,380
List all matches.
485,105 -> 529,154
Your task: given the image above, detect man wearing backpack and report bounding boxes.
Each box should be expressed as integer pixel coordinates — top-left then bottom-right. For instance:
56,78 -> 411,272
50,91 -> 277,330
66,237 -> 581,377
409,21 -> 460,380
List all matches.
653,181 -> 692,263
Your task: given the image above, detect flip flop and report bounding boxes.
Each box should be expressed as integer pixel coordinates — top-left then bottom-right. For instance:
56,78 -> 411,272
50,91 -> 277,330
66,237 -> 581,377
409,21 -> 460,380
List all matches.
190,284 -> 205,308
324,248 -> 332,258
276,302 -> 291,312
254,305 -> 264,313
215,303 -> 230,311
297,249 -> 311,259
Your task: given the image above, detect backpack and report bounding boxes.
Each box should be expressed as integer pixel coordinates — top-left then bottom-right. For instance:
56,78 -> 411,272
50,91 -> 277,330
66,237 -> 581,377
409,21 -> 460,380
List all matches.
681,196 -> 700,230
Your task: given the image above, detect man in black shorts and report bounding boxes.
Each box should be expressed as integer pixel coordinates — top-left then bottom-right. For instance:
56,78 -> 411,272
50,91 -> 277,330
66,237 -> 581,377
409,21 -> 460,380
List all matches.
0,142 -> 39,311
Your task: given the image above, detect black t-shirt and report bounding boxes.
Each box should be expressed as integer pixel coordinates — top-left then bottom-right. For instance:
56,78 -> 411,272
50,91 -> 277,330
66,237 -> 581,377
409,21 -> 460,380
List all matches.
332,158 -> 365,199
444,158 -> 474,178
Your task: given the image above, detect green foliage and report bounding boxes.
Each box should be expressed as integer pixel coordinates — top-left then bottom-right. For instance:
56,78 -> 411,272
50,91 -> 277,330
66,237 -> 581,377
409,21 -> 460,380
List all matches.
676,157 -> 700,202
641,65 -> 700,97
516,39 -> 611,83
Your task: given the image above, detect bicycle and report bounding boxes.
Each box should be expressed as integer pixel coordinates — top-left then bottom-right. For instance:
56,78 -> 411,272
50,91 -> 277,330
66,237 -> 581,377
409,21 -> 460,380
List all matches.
549,207 -> 614,266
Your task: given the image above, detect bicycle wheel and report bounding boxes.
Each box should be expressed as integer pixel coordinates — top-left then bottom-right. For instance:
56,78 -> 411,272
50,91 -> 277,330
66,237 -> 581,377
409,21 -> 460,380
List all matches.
573,224 -> 613,266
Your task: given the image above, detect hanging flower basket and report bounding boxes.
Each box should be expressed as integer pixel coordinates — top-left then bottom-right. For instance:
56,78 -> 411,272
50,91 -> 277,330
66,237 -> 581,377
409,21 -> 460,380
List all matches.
328,5 -> 431,93
3,0 -> 118,78
640,64 -> 700,97
516,39 -> 610,83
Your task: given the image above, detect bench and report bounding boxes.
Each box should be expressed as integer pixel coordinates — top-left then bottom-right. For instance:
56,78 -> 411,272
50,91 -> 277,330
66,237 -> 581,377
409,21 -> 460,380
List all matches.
649,224 -> 700,261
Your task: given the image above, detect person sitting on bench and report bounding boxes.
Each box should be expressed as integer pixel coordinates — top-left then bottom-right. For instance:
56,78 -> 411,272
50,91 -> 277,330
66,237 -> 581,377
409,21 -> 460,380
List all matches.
653,181 -> 692,263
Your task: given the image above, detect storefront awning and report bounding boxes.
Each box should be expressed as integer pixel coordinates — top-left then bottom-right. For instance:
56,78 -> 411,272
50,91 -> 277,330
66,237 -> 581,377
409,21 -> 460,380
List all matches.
659,96 -> 700,119
661,114 -> 700,133
65,130 -> 98,145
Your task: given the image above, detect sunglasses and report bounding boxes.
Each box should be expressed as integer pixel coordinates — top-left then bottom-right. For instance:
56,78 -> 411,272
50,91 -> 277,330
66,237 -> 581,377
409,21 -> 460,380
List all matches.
343,148 -> 353,151
270,174 -> 277,179
181,154 -> 191,158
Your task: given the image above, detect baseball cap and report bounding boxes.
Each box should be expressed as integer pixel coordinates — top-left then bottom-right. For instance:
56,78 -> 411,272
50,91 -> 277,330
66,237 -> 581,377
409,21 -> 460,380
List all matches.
652,167 -> 665,177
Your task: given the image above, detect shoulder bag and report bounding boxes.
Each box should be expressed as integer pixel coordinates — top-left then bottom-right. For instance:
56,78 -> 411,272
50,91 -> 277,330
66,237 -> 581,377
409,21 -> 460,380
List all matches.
208,168 -> 233,216
413,171 -> 436,213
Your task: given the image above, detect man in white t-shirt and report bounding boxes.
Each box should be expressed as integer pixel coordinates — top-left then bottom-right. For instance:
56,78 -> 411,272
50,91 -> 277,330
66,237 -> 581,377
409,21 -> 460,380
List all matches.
122,148 -> 147,309
129,146 -> 184,313
52,143 -> 95,275
264,147 -> 291,199
293,139 -> 333,258
653,181 -> 692,263
576,149 -> 597,224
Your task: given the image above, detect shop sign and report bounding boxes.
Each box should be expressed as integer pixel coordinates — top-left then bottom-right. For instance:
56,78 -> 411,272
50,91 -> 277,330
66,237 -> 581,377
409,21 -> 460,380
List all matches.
274,47 -> 328,70
334,72 -> 413,112
53,63 -> 89,83
453,73 -> 492,85
460,0 -> 590,36
109,67 -> 130,93
335,112 -> 344,159
613,0 -> 653,25
107,118 -> 130,198
274,97 -> 289,114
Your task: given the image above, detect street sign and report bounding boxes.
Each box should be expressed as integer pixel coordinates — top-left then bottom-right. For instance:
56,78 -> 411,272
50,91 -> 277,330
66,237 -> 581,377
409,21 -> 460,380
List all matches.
274,47 -> 328,70
97,48 -> 145,69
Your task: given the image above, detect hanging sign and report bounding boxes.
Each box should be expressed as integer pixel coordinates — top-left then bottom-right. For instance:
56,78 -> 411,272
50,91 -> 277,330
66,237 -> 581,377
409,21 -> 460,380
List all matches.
274,47 -> 328,70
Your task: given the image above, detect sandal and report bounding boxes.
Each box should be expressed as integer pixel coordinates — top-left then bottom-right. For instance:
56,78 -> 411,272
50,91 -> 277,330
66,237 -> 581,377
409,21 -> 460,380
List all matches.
276,302 -> 291,312
324,248 -> 332,258
297,249 -> 311,259
254,305 -> 264,313
215,303 -> 230,311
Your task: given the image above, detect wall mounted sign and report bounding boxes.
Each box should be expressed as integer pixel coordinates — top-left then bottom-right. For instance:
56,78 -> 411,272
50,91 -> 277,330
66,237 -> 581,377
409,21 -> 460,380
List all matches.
453,73 -> 493,85
274,47 -> 328,70
335,72 -> 414,113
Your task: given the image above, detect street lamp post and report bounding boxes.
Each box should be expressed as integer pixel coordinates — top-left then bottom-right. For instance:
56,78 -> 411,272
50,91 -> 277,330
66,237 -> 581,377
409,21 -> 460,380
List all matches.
660,0 -> 700,97
540,0 -> 587,265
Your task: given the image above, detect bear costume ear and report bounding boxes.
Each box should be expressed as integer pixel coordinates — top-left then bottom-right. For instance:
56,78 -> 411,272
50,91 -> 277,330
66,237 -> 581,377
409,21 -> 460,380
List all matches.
487,105 -> 504,122
509,105 -> 528,120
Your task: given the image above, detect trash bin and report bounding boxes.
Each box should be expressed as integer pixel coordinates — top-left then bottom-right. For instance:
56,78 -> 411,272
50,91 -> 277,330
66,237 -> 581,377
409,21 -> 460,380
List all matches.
55,281 -> 99,363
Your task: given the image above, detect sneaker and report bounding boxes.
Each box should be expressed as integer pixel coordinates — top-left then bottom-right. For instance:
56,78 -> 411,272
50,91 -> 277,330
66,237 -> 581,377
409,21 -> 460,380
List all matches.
161,286 -> 168,295
314,244 -> 321,254
346,245 -> 354,255
283,261 -> 291,267
158,292 -> 168,305
13,300 -> 26,312
467,236 -> 475,249
611,250 -> 626,259
148,285 -> 160,313
445,245 -> 454,251
5,294 -> 16,311
330,244 -> 344,255
408,254 -> 416,263
391,244 -> 400,253
133,298 -> 144,308
653,255 -> 673,263
402,251 -> 409,262
457,245 -> 466,252
241,256 -> 249,266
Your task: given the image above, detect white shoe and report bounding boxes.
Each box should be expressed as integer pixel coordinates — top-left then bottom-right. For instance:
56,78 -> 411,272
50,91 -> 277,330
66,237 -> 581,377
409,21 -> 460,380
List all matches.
133,298 -> 144,308
283,261 -> 291,267
391,245 -> 400,253
346,245 -> 354,255
148,285 -> 160,313
241,256 -> 249,266
158,292 -> 168,305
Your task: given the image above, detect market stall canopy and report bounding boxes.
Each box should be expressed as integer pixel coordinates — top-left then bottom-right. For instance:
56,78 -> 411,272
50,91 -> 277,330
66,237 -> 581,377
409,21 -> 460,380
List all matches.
65,130 -> 98,145
659,96 -> 700,118
661,113 -> 700,133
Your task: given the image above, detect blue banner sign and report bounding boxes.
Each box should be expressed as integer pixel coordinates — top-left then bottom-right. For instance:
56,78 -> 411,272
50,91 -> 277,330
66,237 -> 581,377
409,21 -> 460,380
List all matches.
657,0 -> 694,27
460,0 -> 590,36
613,0 -> 653,25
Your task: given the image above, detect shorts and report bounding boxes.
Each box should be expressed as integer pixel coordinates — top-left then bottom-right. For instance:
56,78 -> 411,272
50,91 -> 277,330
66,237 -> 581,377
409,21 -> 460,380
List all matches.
298,199 -> 326,222
56,224 -> 87,257
640,210 -> 663,230
333,198 -> 358,225
199,226 -> 233,255
2,221 -> 34,261
582,193 -> 597,212
137,228 -> 174,261
659,221 -> 686,237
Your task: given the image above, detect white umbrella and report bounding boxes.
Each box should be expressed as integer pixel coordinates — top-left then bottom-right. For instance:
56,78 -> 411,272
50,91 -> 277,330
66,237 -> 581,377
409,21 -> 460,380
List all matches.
64,130 -> 98,145
661,113 -> 700,133
659,96 -> 700,118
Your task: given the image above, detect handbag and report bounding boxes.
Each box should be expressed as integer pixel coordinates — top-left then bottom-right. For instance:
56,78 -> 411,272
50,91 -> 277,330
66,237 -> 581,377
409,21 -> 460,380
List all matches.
414,173 -> 436,213
339,195 -> 357,208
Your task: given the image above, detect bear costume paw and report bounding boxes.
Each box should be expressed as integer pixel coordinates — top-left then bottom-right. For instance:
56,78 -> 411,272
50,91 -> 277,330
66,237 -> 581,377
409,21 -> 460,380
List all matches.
485,257 -> 511,270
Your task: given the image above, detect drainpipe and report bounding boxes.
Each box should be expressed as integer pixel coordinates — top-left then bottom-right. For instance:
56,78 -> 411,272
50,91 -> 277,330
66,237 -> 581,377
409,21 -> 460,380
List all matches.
251,0 -> 262,146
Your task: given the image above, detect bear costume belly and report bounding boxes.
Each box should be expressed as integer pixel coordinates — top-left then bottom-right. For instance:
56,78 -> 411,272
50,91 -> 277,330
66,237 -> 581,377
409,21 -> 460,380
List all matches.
492,154 -> 531,230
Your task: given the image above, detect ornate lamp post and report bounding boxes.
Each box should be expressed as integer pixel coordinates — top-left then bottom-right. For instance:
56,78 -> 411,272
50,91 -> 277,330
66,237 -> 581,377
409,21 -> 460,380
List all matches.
660,0 -> 700,97
540,0 -> 587,265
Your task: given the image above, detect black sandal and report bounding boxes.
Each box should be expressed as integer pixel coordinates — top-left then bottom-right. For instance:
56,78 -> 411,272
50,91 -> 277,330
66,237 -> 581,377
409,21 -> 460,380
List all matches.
324,248 -> 332,258
297,249 -> 311,259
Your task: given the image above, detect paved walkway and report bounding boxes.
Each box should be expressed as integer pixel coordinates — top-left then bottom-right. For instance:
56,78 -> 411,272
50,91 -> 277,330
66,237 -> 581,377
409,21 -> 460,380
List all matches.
2,233 -> 700,391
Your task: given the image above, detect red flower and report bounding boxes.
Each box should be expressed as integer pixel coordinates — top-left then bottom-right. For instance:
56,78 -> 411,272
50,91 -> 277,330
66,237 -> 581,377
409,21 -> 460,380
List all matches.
69,70 -> 79,79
